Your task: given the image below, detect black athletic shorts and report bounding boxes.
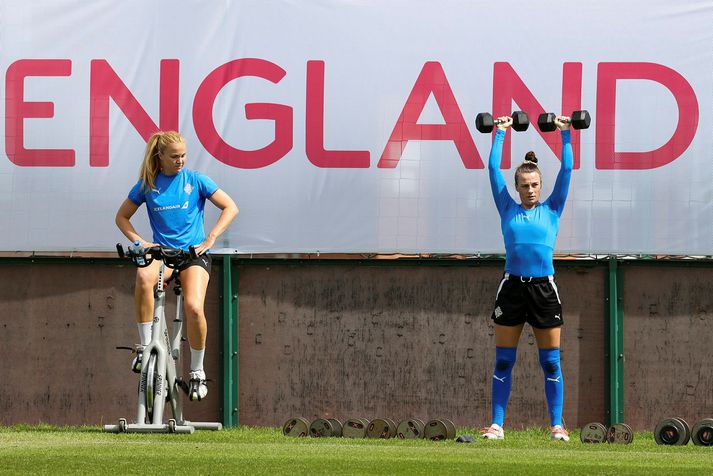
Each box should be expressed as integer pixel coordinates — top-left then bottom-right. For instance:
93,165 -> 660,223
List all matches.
490,273 -> 563,329
177,253 -> 212,274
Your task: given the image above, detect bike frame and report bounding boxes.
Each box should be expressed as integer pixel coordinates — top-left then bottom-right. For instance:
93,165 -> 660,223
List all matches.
104,245 -> 222,434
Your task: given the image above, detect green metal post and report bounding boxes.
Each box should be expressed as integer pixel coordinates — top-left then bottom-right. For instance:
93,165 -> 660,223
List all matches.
221,255 -> 239,427
605,256 -> 625,425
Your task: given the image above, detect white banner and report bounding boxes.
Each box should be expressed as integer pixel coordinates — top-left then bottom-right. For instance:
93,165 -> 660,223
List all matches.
0,0 -> 710,254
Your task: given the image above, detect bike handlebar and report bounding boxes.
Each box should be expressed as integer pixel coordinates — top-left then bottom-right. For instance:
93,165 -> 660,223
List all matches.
116,243 -> 198,268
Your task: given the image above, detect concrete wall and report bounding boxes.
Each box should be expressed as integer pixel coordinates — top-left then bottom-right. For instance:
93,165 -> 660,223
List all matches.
621,265 -> 713,431
236,262 -> 607,429
1,259 -> 711,431
0,260 -> 222,426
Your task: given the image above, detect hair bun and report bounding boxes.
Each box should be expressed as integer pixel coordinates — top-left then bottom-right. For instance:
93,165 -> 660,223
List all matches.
524,151 -> 538,164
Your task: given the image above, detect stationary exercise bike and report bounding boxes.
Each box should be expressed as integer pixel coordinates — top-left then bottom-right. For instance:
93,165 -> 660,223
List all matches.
104,243 -> 222,434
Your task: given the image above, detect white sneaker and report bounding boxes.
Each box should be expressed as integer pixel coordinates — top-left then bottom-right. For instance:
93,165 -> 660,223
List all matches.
188,369 -> 208,401
481,424 -> 504,440
551,425 -> 570,441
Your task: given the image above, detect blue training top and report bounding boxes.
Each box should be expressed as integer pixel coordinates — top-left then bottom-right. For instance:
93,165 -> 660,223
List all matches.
488,129 -> 573,277
128,169 -> 218,250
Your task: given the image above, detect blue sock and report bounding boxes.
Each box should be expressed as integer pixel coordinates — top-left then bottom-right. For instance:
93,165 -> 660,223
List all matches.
491,346 -> 517,427
539,348 -> 564,427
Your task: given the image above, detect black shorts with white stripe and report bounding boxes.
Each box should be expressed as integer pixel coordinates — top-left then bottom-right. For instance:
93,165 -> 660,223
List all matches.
177,252 -> 212,274
490,273 -> 563,329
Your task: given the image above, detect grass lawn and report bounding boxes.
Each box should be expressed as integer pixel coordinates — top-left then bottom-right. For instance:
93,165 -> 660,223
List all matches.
0,425 -> 708,475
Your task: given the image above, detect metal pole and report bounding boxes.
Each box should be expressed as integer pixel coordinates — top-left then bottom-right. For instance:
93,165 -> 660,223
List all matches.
221,255 -> 239,427
606,256 -> 625,425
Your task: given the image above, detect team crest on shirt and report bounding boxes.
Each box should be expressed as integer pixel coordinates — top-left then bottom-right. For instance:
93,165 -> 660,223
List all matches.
184,183 -> 193,195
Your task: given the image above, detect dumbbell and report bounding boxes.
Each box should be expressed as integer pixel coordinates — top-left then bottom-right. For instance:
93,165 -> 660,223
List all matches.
475,111 -> 529,133
537,110 -> 590,132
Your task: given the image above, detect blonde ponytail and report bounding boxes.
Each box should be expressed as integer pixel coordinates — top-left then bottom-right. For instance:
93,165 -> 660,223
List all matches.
138,131 -> 184,192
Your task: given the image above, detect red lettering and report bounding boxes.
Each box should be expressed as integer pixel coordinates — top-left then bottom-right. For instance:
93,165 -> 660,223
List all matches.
5,57 -> 702,172
377,62 -> 480,168
89,59 -> 179,167
595,62 -> 699,169
306,61 -> 369,168
193,58 -> 293,169
5,59 -> 74,166
493,62 -> 582,169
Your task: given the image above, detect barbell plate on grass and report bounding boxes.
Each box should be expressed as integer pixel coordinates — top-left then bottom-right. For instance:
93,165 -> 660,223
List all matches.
424,419 -> 450,441
673,417 -> 691,445
397,419 -> 426,439
385,418 -> 397,437
342,418 -> 369,438
654,417 -> 688,445
309,418 -> 335,438
328,419 -> 343,437
606,423 -> 634,444
620,423 -> 634,444
366,418 -> 394,439
580,422 -> 608,443
691,418 -> 713,446
282,417 -> 310,437
441,419 -> 457,440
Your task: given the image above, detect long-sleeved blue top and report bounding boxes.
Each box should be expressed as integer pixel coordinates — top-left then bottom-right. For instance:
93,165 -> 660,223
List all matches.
488,129 -> 573,277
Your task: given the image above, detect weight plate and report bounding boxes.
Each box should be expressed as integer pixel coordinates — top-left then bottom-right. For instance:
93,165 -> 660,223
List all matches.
366,418 -> 394,439
310,418 -> 335,437
607,423 -> 634,445
622,423 -> 634,442
441,419 -> 456,440
424,419 -> 450,441
283,417 -> 310,437
343,418 -> 369,438
673,417 -> 691,444
328,419 -> 343,437
580,422 -> 608,443
396,419 -> 425,439
691,418 -> 713,446
384,418 -> 397,437
654,417 -> 688,445
607,423 -> 634,444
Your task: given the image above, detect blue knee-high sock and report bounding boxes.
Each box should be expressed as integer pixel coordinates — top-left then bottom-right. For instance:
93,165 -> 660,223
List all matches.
539,348 -> 564,427
491,346 -> 517,427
